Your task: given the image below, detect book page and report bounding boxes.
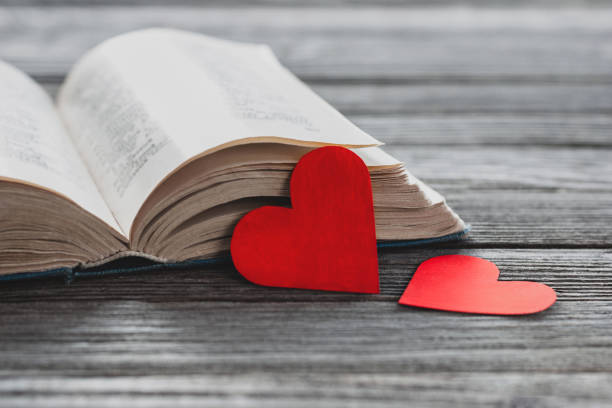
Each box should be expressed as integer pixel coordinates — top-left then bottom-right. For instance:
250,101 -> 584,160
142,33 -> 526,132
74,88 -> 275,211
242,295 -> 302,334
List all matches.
0,61 -> 121,234
57,29 -> 383,236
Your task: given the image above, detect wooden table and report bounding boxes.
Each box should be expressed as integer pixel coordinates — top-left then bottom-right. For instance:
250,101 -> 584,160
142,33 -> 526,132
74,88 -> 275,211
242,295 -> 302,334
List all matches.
1,1 -> 611,406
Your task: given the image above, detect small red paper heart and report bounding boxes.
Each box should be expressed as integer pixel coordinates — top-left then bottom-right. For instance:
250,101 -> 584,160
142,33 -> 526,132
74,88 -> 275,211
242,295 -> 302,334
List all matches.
231,146 -> 379,293
399,255 -> 556,315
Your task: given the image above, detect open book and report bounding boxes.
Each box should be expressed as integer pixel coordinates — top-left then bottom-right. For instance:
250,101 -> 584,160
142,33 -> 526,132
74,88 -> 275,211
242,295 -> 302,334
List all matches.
0,28 -> 467,280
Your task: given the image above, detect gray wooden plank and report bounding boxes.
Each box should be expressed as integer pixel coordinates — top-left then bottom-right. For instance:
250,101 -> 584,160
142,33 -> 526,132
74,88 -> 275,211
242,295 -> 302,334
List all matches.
0,248 -> 609,301
0,373 -> 610,408
0,297 -> 611,407
1,6 -> 611,81
352,114 -> 612,147
444,190 -> 612,247
313,83 -> 612,115
388,145 -> 612,192
3,0 -> 612,6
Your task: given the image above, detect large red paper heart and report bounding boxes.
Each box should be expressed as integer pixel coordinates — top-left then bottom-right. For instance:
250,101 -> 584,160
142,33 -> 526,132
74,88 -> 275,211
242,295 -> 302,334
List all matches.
399,255 -> 556,315
231,146 -> 379,293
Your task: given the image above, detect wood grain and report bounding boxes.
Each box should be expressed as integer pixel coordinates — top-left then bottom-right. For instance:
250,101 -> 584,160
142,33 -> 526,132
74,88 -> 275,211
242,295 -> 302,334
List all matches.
0,248 -> 610,302
0,1 -> 611,406
351,114 -> 612,147
3,0 -> 612,5
1,297 -> 612,407
1,6 -> 611,82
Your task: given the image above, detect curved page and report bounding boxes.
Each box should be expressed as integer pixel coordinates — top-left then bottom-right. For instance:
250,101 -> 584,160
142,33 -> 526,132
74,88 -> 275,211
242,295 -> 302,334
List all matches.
0,61 -> 121,234
58,29 -> 381,236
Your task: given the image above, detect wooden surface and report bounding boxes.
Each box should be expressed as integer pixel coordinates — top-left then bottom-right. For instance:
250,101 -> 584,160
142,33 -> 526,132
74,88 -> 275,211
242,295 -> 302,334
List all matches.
1,1 -> 611,406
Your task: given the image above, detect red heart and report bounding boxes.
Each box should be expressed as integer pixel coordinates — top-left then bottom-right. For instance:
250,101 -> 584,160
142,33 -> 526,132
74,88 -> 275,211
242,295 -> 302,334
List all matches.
399,255 -> 556,315
231,146 -> 379,293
